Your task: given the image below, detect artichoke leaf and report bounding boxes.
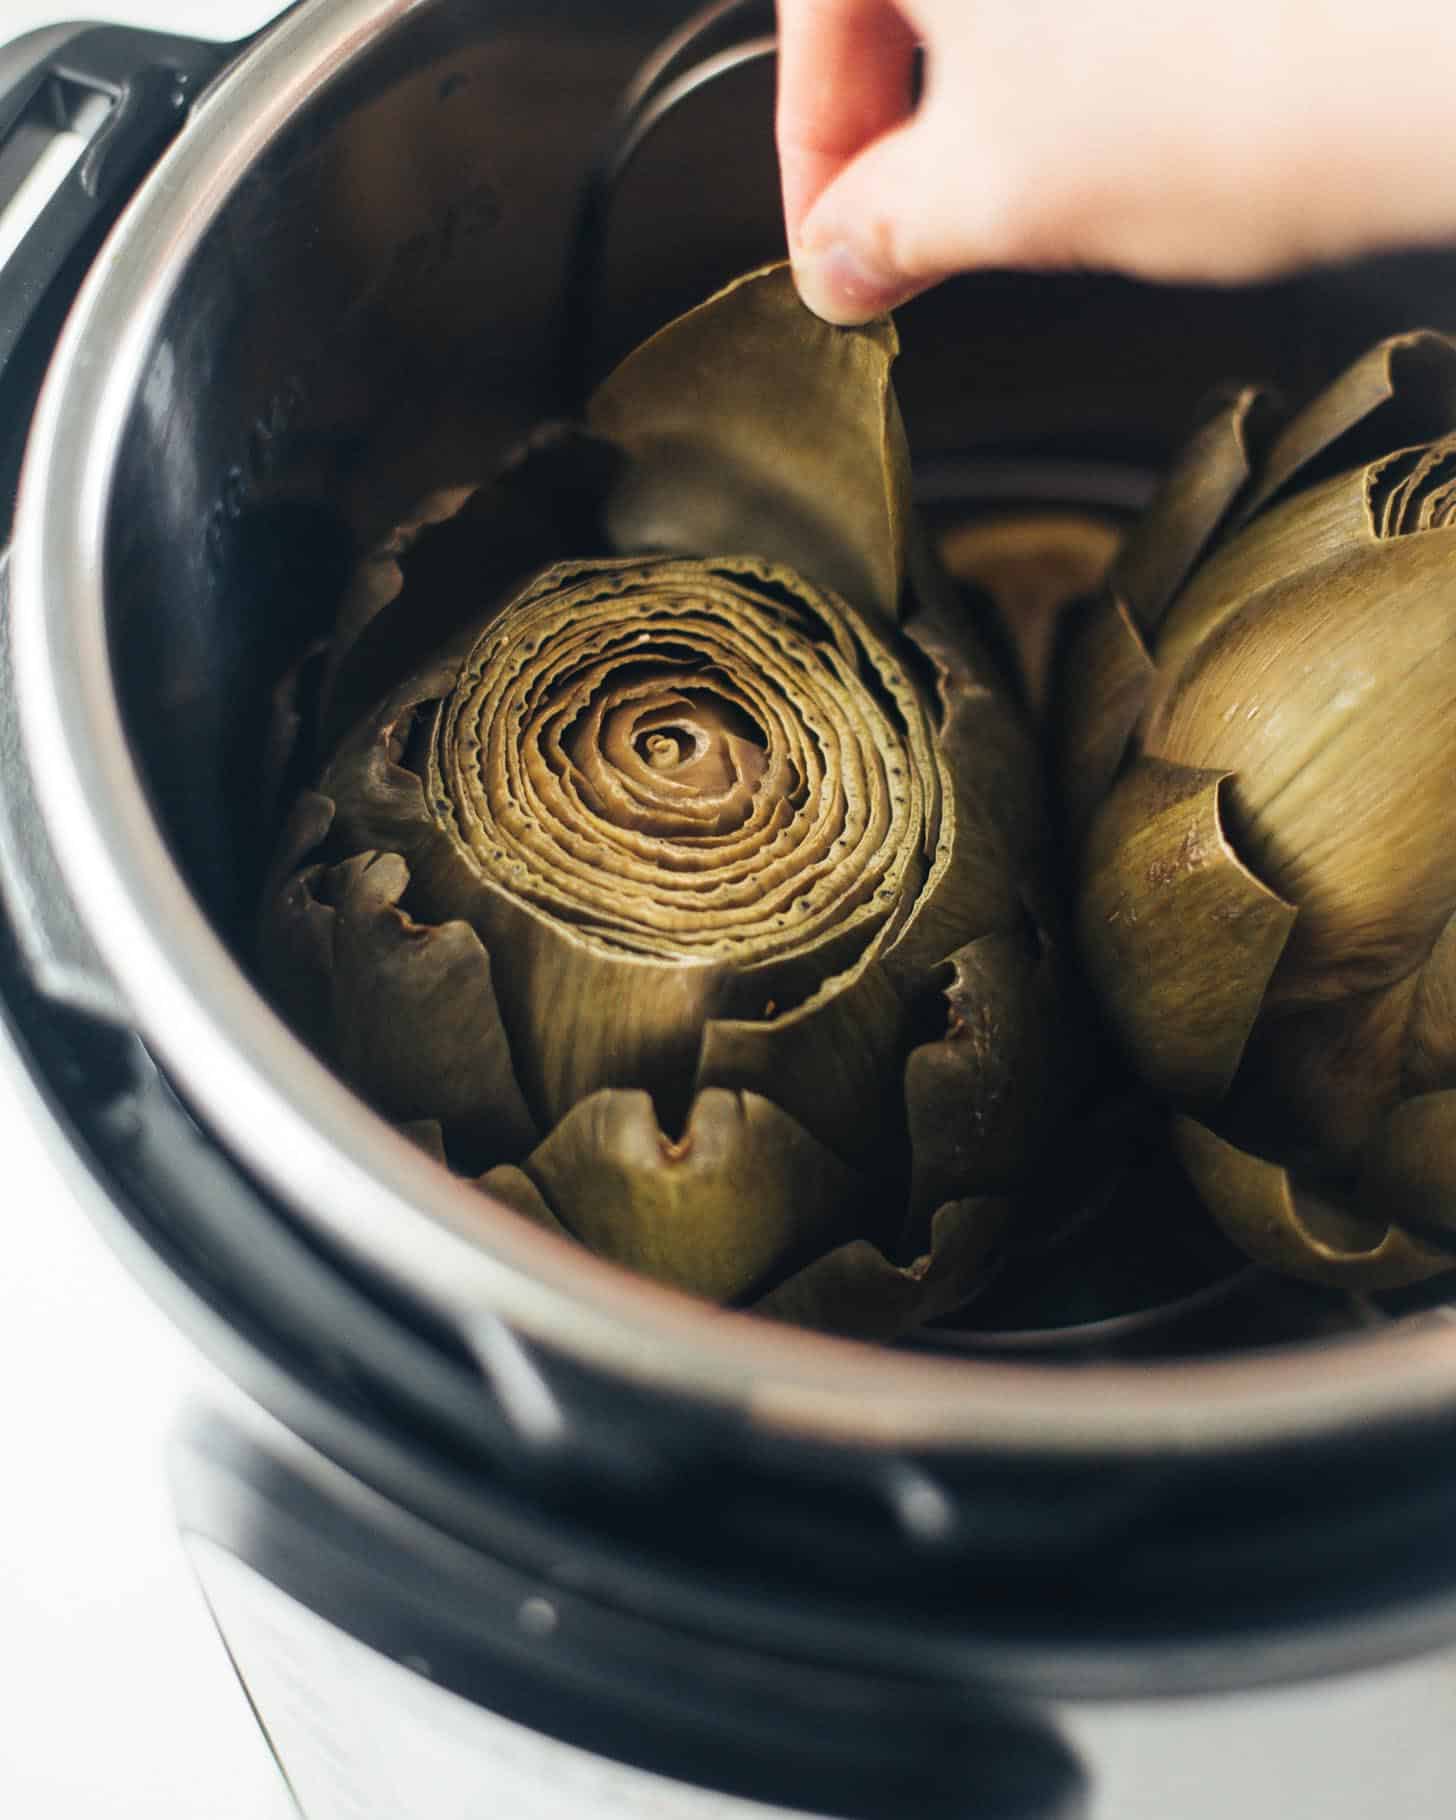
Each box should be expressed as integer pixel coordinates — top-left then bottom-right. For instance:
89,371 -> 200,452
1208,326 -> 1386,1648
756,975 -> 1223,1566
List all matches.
880,743 -> 1026,1000
478,1163 -> 574,1239
1146,532 -> 1456,1007
753,1197 -> 1009,1342
697,955 -> 905,1169
1054,590 -> 1156,849
1358,1091 -> 1456,1242
1109,384 -> 1280,634
481,903 -> 728,1134
273,850 -> 538,1156
905,930 -> 1061,1219
262,787 -> 336,908
259,859 -> 336,1057
588,263 -> 910,624
1222,972 -> 1419,1170
1174,1115 -> 1451,1289
321,657 -> 464,864
321,485 -> 474,740
262,637 -> 329,834
1079,757 -> 1297,1104
321,432 -> 622,751
517,1087 -> 862,1302
901,580 -> 1043,862
1237,330 -> 1456,525
1151,465 -> 1388,685
1406,913 -> 1456,1096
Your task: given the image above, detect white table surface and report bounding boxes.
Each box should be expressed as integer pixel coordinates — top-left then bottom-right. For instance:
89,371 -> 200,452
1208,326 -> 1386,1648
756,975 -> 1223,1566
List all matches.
1,10 -> 295,1817
5,0 -> 285,42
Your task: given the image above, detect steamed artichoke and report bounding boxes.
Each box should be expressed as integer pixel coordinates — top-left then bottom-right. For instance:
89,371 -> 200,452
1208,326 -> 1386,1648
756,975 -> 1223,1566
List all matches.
1061,333 -> 1456,1288
260,265 -> 1066,1340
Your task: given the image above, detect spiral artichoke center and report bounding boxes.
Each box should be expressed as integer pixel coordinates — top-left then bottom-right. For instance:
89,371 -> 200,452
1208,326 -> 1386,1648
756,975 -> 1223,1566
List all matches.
426,557 -> 937,970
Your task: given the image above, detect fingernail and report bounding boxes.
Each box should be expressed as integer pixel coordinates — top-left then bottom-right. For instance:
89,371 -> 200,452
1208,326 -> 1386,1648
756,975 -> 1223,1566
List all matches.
791,239 -> 907,326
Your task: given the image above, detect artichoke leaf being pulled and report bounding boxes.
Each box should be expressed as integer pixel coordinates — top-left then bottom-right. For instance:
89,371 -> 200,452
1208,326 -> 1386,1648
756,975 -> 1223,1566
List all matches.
1066,333 -> 1456,1288
259,264 -> 1065,1340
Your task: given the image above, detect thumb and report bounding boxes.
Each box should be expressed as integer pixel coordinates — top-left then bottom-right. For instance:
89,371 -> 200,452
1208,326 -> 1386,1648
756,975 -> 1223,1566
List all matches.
791,107 -> 1018,324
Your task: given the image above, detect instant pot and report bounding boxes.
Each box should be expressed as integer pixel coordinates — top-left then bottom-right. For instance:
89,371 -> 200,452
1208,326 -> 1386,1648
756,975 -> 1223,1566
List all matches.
6,2 -> 1456,1815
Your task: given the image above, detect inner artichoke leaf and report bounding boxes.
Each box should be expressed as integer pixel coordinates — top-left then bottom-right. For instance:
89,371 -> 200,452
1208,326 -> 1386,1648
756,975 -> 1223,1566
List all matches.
1108,384 -> 1280,634
512,1087 -> 862,1303
1237,330 -> 1456,525
586,263 -> 910,625
1358,1091 -> 1456,1244
1053,590 -> 1155,848
904,930 -> 1061,1220
267,849 -> 538,1157
1079,757 -> 1296,1104
1173,1114 -> 1451,1289
1151,463 -> 1396,686
752,1197 -> 1009,1342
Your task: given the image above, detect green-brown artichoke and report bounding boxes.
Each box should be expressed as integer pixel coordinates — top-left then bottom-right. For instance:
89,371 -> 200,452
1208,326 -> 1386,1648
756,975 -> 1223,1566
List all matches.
260,265 -> 1067,1340
1061,333 -> 1456,1288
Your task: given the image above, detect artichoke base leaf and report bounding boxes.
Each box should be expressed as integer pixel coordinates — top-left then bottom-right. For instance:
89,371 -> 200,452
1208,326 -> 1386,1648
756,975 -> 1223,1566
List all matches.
263,847 -> 539,1157
1358,1090 -> 1456,1241
477,1163 -> 574,1239
697,953 -> 906,1172
1406,911 -> 1456,1096
261,787 -> 336,909
1079,756 -> 1297,1105
320,484 -> 476,744
514,1086 -> 864,1304
752,1196 -> 1010,1343
901,582 -> 1044,865
1173,1115 -> 1452,1290
1220,972 -> 1419,1173
904,929 -> 1063,1220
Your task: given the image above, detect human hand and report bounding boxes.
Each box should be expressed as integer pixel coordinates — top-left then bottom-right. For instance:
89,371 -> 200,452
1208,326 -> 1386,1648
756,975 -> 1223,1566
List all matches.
777,0 -> 1456,323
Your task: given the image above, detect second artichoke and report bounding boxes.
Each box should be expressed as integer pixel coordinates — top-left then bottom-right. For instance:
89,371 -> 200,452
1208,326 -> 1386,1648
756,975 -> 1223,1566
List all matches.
1062,334 -> 1456,1288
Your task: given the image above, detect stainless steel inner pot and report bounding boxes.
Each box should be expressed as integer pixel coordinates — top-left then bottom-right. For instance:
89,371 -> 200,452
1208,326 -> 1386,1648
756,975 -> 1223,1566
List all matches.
13,0 -> 1456,1477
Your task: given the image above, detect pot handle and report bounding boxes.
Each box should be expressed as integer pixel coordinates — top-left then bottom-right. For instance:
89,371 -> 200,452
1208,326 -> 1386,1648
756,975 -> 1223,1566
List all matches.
0,24 -> 229,537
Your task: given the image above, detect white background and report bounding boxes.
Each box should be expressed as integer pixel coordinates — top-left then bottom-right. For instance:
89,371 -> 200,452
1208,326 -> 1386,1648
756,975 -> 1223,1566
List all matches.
2,10 -> 295,1819
6,0 -> 284,43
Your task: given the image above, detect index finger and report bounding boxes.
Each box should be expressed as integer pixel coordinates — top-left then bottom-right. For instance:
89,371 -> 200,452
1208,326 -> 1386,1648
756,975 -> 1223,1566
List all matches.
775,0 -> 919,243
